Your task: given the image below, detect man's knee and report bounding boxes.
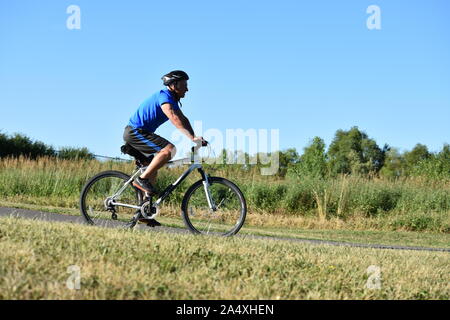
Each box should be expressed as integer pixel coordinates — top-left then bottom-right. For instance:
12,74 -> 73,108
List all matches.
162,144 -> 176,160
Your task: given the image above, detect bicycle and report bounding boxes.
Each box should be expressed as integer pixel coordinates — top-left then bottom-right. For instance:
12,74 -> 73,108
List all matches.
79,141 -> 247,236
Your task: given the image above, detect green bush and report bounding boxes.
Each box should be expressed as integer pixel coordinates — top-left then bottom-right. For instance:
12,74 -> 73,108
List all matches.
57,147 -> 94,160
281,183 -> 316,214
349,182 -> 402,216
247,183 -> 287,212
410,145 -> 450,180
390,212 -> 448,232
0,131 -> 96,161
0,132 -> 55,159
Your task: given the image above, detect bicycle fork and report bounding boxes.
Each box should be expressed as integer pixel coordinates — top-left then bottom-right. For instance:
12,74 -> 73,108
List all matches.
202,176 -> 217,212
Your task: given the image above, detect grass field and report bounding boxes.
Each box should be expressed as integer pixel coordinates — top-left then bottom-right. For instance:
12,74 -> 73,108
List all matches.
0,217 -> 448,300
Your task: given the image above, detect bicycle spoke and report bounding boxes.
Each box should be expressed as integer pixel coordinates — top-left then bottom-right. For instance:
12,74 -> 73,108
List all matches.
81,172 -> 141,227
216,190 -> 233,209
183,178 -> 245,236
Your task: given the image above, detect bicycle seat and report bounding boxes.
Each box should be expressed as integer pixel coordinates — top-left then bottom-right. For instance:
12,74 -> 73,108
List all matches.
120,143 -> 154,167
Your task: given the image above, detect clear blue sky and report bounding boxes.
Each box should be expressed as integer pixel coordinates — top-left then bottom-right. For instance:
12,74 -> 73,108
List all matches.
1,0 -> 449,159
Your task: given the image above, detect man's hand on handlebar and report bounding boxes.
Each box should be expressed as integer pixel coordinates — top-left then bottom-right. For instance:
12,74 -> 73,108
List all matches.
193,136 -> 208,147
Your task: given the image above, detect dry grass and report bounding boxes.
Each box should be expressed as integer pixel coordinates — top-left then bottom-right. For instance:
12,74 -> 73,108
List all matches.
0,217 -> 448,300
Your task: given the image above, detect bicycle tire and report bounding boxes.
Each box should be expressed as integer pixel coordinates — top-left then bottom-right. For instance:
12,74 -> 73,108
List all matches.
181,177 -> 247,236
80,170 -> 142,227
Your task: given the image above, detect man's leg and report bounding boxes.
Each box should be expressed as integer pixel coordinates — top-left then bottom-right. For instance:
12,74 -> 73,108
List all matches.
126,128 -> 175,195
135,147 -> 174,226
146,171 -> 158,187
140,144 -> 176,184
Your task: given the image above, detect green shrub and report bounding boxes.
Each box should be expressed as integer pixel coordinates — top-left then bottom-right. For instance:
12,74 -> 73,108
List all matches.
0,132 -> 55,159
390,212 -> 447,232
247,183 -> 287,212
281,183 -> 316,214
349,182 -> 402,216
57,147 -> 95,160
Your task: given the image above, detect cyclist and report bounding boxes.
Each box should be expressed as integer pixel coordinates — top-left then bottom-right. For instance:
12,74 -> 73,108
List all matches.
123,70 -> 204,226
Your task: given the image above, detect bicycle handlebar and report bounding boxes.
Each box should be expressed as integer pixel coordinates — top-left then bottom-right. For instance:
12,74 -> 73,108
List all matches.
191,139 -> 208,153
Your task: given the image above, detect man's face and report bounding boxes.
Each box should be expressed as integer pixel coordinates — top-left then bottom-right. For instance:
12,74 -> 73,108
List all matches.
170,80 -> 188,98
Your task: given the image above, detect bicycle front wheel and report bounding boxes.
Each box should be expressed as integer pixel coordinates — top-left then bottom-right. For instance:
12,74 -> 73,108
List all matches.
80,170 -> 142,227
181,177 -> 247,236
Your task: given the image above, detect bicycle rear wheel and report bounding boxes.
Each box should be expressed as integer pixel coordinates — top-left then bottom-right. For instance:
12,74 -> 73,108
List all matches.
181,177 -> 247,236
80,170 -> 142,227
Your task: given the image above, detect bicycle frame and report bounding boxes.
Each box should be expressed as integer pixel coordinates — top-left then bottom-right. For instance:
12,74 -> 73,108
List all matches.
109,145 -> 216,218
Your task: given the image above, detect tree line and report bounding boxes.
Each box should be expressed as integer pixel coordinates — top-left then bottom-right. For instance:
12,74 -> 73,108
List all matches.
1,128 -> 449,179
0,132 -> 94,160
215,126 -> 450,180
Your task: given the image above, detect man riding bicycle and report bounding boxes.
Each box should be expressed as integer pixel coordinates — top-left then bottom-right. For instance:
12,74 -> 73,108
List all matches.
123,70 -> 204,225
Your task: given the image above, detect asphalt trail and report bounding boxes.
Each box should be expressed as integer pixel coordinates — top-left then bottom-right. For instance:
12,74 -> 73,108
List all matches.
0,206 -> 448,253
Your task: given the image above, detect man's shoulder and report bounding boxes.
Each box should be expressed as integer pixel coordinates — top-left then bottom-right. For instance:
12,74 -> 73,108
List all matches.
138,89 -> 178,110
139,90 -> 167,106
158,89 -> 178,107
159,89 -> 174,100
150,89 -> 169,101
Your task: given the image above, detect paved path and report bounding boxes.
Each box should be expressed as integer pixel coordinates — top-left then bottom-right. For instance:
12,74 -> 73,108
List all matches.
0,206 -> 449,253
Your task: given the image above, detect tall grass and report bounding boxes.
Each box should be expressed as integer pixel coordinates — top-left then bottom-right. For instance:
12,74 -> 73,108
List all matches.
0,157 -> 128,207
0,156 -> 449,232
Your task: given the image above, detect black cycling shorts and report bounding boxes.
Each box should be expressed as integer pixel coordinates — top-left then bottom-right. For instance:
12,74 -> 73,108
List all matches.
123,126 -> 172,158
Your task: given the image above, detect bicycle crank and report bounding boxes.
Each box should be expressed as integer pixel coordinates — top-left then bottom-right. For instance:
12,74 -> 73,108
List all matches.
140,201 -> 159,219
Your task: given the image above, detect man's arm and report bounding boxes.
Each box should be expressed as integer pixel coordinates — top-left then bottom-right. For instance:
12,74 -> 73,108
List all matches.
161,103 -> 196,141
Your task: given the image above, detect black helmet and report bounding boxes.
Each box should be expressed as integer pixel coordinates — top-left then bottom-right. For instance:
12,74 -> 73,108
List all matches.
161,70 -> 189,86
